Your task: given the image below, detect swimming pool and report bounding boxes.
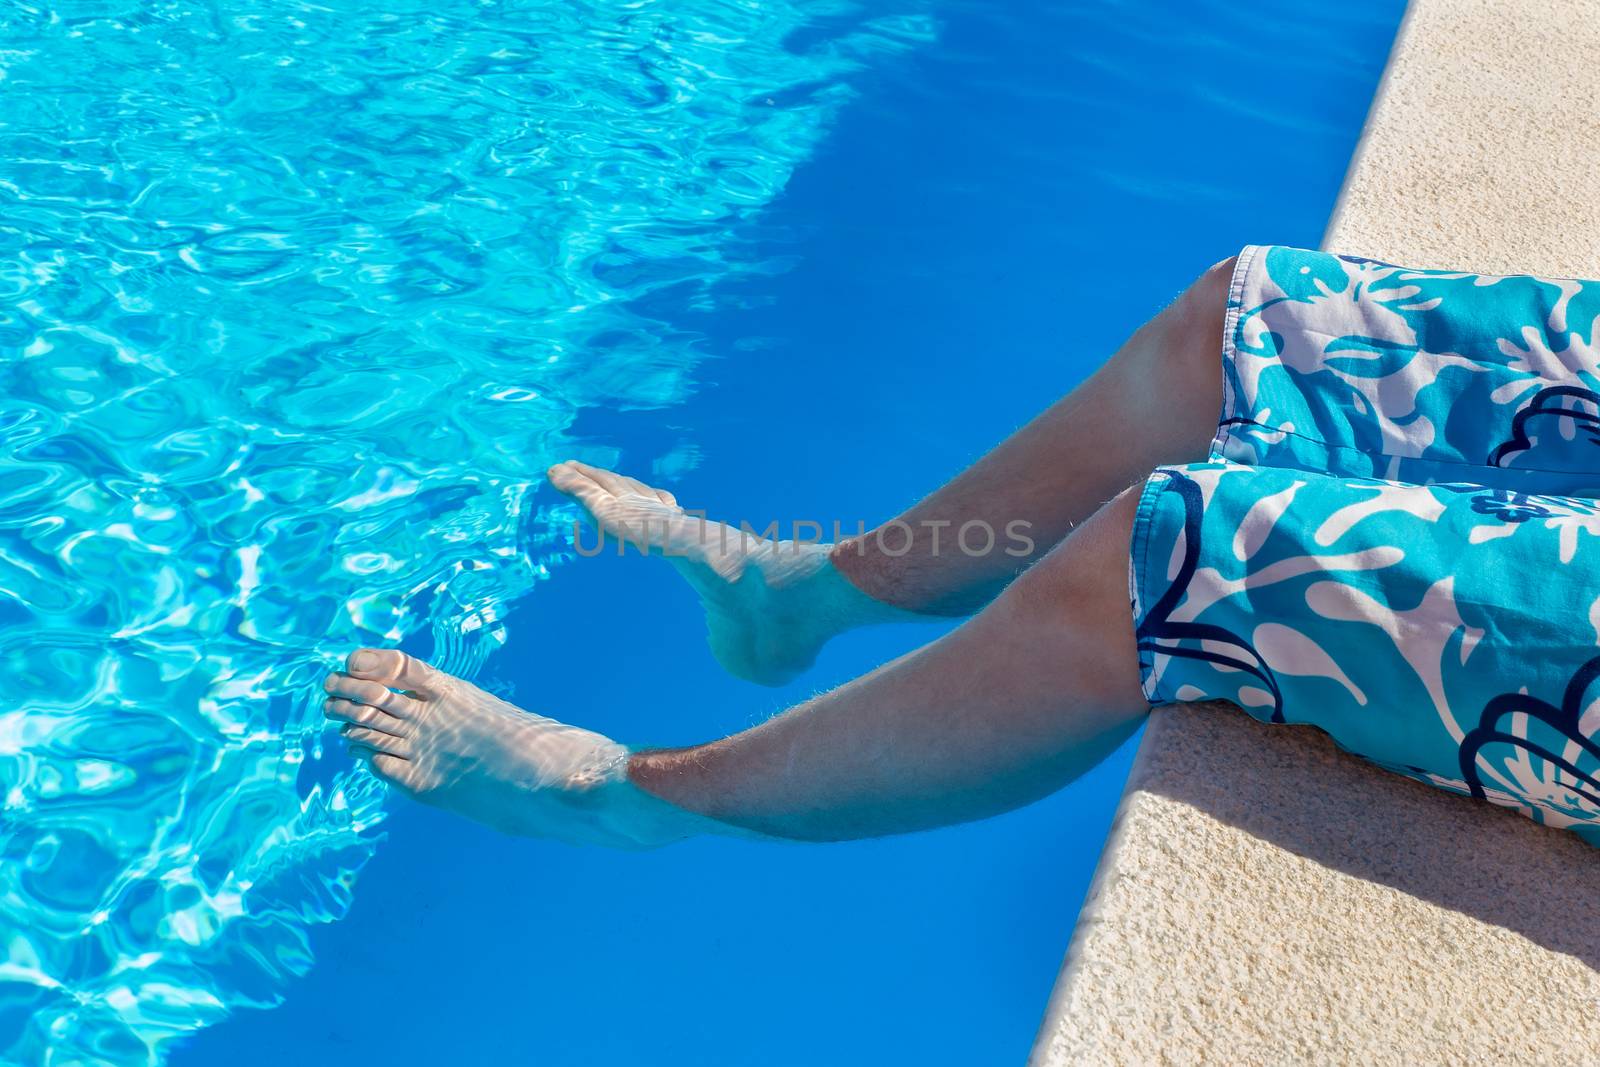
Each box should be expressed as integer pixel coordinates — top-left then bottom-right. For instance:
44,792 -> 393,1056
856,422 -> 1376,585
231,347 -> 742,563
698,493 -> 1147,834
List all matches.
1,0 -> 1403,1062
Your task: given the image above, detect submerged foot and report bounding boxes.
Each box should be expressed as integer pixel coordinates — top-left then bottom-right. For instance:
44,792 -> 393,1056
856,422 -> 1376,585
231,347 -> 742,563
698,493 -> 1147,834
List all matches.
324,648 -> 689,847
547,460 -> 899,686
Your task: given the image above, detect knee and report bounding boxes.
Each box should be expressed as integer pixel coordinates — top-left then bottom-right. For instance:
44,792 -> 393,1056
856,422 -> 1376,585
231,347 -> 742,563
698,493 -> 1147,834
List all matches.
1175,252 -> 1237,325
1144,252 -> 1235,386
1005,482 -> 1145,612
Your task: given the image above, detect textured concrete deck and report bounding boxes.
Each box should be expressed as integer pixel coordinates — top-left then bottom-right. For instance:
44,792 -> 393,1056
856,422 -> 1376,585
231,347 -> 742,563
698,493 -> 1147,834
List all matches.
1031,0 -> 1600,1061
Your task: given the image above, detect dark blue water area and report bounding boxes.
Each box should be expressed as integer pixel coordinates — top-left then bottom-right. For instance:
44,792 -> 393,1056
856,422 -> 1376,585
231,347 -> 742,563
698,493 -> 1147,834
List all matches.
180,1 -> 1402,1063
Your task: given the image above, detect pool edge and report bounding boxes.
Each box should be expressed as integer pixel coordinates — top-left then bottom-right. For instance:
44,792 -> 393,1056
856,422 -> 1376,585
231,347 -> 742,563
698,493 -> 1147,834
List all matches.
1030,0 -> 1600,1059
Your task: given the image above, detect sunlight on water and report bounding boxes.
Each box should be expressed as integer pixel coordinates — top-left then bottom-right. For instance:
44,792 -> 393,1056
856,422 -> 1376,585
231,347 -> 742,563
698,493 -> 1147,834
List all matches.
0,1 -> 932,1060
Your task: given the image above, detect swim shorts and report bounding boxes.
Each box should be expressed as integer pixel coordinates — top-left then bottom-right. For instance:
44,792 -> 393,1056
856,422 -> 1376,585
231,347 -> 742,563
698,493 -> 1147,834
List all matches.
1131,244 -> 1600,845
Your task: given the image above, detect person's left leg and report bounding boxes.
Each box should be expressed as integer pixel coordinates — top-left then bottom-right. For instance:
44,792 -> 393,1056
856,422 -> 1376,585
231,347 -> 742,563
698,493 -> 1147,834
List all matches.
546,253 -> 1233,685
325,482 -> 1149,844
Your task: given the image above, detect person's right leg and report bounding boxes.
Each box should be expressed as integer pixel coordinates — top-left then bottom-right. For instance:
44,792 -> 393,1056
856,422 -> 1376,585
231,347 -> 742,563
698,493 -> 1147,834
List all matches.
549,253 -> 1232,684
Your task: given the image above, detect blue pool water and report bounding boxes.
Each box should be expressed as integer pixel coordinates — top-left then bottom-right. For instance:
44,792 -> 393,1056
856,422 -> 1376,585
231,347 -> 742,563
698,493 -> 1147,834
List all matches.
0,0 -> 1402,1062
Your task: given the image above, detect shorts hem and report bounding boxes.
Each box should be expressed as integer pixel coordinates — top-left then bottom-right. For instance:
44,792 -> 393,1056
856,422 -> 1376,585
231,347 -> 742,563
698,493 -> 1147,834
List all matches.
1211,243 -> 1261,464
1128,467 -> 1177,707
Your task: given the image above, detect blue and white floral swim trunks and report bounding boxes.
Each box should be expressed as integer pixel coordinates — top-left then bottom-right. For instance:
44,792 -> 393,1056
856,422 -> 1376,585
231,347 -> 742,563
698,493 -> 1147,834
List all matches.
1131,244 -> 1600,846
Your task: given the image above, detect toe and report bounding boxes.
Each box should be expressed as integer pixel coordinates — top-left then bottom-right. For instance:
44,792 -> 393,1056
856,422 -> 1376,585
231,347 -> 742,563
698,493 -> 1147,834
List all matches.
546,461 -> 590,494
324,670 -> 422,715
574,462 -> 676,507
601,467 -> 675,506
618,472 -> 674,506
342,723 -> 411,758
548,464 -> 614,517
343,649 -> 440,697
323,697 -> 407,736
549,467 -> 650,539
347,747 -> 415,792
553,461 -> 679,515
368,752 -> 412,789
569,477 -> 609,510
563,460 -> 629,495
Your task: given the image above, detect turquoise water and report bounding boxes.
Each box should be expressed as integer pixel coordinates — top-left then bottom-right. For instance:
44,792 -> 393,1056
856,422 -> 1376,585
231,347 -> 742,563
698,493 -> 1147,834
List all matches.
0,1 -> 1403,1063
0,2 -> 930,1061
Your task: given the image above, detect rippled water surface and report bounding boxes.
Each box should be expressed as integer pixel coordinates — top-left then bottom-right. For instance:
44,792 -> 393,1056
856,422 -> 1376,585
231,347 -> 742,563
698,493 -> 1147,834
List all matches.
0,1 -> 932,1060
3,0 -> 1412,1061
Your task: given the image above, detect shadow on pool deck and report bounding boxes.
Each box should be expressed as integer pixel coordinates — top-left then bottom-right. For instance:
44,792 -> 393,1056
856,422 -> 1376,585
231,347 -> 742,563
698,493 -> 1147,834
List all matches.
1141,703 -> 1600,969
1032,703 -> 1600,1064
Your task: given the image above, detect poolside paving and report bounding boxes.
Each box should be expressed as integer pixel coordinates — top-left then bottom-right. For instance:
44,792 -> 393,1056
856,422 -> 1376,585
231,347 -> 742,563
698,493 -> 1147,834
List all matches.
1031,0 -> 1600,1060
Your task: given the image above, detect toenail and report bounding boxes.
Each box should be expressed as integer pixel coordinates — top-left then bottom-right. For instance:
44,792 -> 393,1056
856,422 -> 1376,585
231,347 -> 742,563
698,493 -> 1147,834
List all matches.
350,650 -> 379,671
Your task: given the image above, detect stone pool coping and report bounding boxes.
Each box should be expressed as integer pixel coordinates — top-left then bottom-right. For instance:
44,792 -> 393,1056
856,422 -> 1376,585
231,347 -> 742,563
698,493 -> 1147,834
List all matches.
1029,0 -> 1600,1060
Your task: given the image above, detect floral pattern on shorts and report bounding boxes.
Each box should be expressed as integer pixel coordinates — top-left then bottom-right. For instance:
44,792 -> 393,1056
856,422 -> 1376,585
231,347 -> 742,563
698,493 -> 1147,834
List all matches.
1131,245 -> 1600,845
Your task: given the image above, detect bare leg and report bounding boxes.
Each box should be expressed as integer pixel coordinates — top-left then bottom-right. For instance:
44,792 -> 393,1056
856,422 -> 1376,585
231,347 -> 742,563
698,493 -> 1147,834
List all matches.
547,255 -> 1229,684
834,255 -> 1232,615
324,486 -> 1147,844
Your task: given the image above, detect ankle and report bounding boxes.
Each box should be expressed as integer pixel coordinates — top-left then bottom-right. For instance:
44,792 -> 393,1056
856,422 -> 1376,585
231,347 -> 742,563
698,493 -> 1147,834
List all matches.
826,539 -> 956,620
